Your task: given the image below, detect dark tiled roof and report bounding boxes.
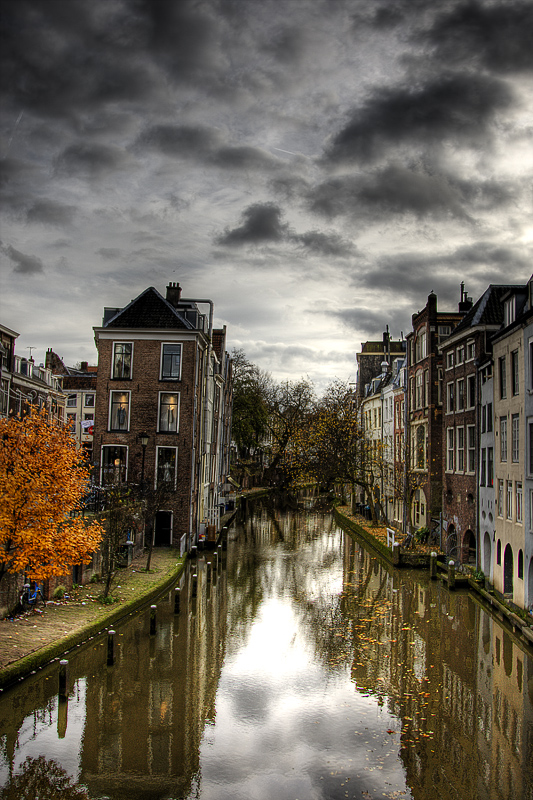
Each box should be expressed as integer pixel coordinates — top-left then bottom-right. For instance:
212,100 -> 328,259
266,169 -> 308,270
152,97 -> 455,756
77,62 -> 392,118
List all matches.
104,287 -> 192,330
450,284 -> 523,337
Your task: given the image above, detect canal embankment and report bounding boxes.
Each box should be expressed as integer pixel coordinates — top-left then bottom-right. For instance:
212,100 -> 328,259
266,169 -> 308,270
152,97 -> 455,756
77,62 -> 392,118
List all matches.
0,548 -> 186,690
334,504 -> 533,650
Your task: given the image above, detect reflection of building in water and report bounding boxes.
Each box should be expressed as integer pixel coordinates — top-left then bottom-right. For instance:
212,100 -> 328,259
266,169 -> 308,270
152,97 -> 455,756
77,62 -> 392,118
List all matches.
341,532 -> 533,800
79,560 -> 227,798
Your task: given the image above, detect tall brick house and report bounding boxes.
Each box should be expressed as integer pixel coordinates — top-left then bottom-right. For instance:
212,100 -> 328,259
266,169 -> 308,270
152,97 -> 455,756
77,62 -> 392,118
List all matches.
405,291 -> 464,533
440,285 -> 519,564
45,350 -> 97,460
93,283 -> 232,552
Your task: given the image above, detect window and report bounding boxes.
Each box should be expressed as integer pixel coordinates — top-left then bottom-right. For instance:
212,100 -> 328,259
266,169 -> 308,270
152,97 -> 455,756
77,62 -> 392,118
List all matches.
456,379 -> 465,411
516,482 -> 522,523
504,296 -> 515,327
437,367 -> 443,405
530,340 -> 533,390
480,448 -> 486,486
67,394 -> 77,407
446,351 -> 454,370
498,480 -> 503,516
529,421 -> 533,475
112,342 -> 132,379
456,346 -> 465,365
481,405 -> 486,433
424,370 -> 429,407
487,448 -> 493,487
438,325 -> 451,344
416,425 -> 425,469
66,413 -> 76,429
500,416 -> 507,462
109,391 -> 130,431
156,447 -> 177,488
161,343 -> 182,380
415,330 -> 426,362
511,350 -> 519,395
506,481 -> 513,520
512,414 -> 520,462
499,356 -> 506,399
84,393 -> 95,407
466,340 -> 475,361
101,445 -> 128,485
486,403 -> 493,432
158,392 -> 179,432
467,425 -> 475,473
447,428 -> 454,471
416,371 -> 424,409
518,550 -> 524,579
497,539 -> 501,565
447,382 -> 454,413
456,427 -> 464,472
467,374 -> 475,408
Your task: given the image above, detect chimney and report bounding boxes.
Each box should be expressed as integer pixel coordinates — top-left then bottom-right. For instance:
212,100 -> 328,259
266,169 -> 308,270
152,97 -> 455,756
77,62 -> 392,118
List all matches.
80,361 -> 89,371
458,282 -> 473,314
166,282 -> 182,307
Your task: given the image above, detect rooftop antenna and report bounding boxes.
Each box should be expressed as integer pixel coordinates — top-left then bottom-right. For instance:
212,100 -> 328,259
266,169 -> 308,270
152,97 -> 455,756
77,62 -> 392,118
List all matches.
26,346 -> 36,360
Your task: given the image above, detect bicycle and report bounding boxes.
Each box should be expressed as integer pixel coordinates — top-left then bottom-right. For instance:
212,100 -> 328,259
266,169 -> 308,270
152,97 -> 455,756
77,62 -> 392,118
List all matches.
20,582 -> 45,612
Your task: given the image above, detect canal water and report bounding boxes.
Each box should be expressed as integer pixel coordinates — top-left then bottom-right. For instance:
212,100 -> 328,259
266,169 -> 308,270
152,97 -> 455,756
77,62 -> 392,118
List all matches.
0,496 -> 532,800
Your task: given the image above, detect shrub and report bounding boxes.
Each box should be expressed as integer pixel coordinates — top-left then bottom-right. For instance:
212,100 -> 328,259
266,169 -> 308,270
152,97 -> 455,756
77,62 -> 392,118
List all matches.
53,585 -> 67,599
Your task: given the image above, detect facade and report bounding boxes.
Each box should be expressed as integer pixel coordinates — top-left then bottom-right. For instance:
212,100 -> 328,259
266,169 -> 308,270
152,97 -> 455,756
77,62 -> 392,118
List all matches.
405,292 -> 464,532
0,324 -> 65,422
45,350 -> 97,459
491,283 -> 531,607
92,283 -> 232,552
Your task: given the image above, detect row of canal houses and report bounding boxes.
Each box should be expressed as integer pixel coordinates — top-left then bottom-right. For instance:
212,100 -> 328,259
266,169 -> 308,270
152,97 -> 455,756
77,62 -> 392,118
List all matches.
0,281 -> 233,565
356,277 -> 533,612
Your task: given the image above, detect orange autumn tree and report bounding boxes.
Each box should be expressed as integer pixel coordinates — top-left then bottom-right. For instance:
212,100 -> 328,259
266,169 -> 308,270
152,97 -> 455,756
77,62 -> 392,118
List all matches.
0,408 -> 104,585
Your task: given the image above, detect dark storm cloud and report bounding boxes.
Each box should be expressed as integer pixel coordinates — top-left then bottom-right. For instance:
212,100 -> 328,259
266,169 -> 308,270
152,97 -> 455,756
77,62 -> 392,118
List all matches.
0,157 -> 40,188
3,244 -> 44,274
324,73 -> 513,164
261,25 -> 308,65
216,202 -> 355,256
423,1 -> 533,72
56,143 -> 132,178
308,165 -> 470,220
332,306 -> 409,338
216,203 -> 289,245
26,199 -> 75,227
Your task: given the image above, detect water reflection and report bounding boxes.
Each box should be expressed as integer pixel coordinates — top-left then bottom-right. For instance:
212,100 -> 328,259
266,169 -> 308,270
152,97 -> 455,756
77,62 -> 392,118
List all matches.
0,497 -> 532,800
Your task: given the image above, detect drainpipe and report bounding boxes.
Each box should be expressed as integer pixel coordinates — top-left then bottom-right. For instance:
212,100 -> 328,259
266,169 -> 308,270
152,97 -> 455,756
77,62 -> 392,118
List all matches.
402,341 -> 410,535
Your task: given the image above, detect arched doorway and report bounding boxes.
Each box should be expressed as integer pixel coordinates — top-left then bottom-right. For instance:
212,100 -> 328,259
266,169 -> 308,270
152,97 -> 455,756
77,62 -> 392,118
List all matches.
483,532 -> 491,576
411,487 -> 427,529
503,544 -> 514,595
463,529 -> 476,564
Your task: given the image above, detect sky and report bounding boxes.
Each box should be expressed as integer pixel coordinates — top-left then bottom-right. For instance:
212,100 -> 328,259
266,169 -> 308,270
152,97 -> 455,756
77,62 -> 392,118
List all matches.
1,0 -> 532,390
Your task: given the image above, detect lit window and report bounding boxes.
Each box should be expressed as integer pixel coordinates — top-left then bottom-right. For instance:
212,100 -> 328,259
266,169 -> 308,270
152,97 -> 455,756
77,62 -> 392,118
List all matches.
156,447 -> 177,488
158,392 -> 179,432
109,391 -> 130,431
112,342 -> 132,379
101,445 -> 127,485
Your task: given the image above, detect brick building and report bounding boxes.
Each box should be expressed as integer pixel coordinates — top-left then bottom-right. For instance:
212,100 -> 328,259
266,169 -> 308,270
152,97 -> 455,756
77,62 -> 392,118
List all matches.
92,283 -> 232,552
45,350 -> 97,459
405,291 -> 464,532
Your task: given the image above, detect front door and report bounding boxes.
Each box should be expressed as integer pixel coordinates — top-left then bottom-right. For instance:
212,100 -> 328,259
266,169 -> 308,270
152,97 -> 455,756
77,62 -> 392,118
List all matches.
154,511 -> 172,546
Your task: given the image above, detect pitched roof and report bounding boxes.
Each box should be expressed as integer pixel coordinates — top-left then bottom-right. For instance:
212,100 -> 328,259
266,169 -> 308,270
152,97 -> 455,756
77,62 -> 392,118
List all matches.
449,284 -> 523,338
104,287 -> 194,330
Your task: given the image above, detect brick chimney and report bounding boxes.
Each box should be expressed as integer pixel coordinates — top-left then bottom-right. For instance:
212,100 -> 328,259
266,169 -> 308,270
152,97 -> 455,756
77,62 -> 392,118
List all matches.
166,282 -> 182,307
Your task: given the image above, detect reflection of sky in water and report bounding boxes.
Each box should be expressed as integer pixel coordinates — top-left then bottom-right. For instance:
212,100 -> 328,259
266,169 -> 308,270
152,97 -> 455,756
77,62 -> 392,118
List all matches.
0,678 -> 86,786
194,563 -> 411,800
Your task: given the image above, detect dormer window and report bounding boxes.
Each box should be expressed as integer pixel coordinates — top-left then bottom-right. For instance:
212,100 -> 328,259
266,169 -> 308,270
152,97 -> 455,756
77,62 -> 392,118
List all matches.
504,296 -> 516,327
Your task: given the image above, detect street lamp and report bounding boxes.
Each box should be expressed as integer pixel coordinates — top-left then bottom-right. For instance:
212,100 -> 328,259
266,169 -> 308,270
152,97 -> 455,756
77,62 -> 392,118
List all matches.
139,433 -> 149,491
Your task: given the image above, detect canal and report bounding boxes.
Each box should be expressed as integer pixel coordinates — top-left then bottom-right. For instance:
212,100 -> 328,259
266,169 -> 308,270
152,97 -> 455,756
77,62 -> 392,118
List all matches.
0,495 -> 532,800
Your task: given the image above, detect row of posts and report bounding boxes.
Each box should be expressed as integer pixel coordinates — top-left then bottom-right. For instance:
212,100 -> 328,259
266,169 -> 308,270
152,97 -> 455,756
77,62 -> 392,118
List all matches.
59,540 -> 227,696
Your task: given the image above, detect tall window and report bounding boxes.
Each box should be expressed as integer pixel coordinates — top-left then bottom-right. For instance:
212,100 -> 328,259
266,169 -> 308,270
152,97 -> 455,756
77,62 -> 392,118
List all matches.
84,393 -> 95,407
447,428 -> 454,471
511,350 -> 519,395
480,448 -> 486,486
512,414 -> 520,462
516,482 -> 523,523
456,346 -> 464,365
498,480 -> 503,516
67,394 -> 77,407
467,425 -> 475,472
101,445 -> 127,485
156,447 -> 177,488
112,342 -> 132,379
456,379 -> 465,411
109,391 -> 130,431
446,351 -> 454,370
416,426 -> 425,469
481,405 -> 486,433
506,481 -> 513,520
416,372 -> 423,409
456,427 -> 464,472
467,374 -> 475,408
158,392 -> 179,432
466,340 -> 475,361
447,382 -> 454,413
499,356 -> 506,399
500,416 -> 507,462
487,448 -> 493,487
415,330 -> 426,362
486,403 -> 493,432
161,343 -> 182,380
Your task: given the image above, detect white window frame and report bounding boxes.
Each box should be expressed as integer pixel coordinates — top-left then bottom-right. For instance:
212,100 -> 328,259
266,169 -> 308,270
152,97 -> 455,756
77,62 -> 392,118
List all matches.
446,351 -> 454,370
446,382 -> 454,414
67,394 -> 77,407
466,340 -> 475,362
506,480 -> 513,520
84,393 -> 95,407
155,446 -> 178,489
456,346 -> 464,365
511,413 -> 520,463
467,374 -> 475,409
111,341 -> 133,380
160,342 -> 183,381
467,425 -> 475,473
500,416 -> 507,462
456,378 -> 465,411
516,482 -> 522,523
108,390 -> 131,432
447,428 -> 454,472
498,480 -> 504,517
456,426 -> 465,472
158,391 -> 180,433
